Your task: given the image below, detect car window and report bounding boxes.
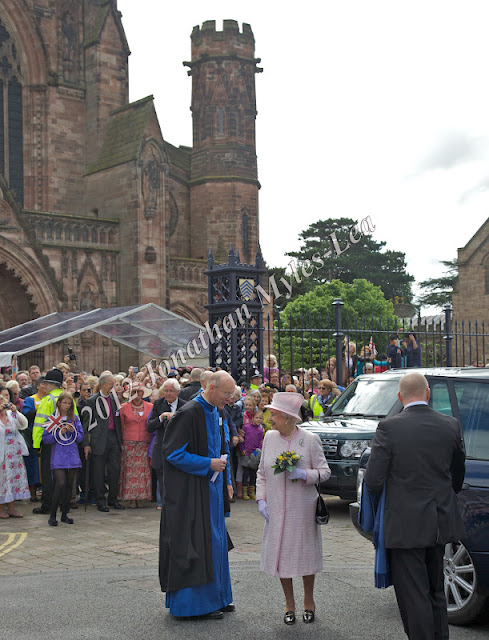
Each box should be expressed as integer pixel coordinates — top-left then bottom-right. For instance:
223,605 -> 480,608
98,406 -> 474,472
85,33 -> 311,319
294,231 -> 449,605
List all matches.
330,377 -> 400,418
431,382 -> 453,416
453,380 -> 489,461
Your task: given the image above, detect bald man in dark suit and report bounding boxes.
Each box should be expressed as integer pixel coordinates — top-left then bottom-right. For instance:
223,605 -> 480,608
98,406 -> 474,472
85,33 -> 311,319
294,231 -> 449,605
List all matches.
365,372 -> 465,640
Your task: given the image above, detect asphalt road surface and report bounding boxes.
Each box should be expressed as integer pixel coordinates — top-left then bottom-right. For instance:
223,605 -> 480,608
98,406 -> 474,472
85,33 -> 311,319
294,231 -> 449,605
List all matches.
1,497 -> 488,640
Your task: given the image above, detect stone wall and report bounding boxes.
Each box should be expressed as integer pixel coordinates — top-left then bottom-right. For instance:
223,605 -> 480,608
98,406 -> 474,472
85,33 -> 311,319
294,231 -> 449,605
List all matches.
0,7 -> 263,371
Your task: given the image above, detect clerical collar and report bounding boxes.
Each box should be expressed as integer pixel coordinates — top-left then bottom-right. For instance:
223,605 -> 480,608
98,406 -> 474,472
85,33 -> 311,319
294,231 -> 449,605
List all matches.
199,394 -> 216,410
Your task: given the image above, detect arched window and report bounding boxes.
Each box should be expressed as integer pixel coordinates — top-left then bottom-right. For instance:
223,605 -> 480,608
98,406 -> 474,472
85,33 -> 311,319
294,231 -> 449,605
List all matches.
0,19 -> 24,206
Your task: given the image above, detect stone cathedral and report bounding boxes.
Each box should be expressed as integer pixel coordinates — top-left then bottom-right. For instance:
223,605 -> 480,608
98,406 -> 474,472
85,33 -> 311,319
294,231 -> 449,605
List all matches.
0,1 -> 261,370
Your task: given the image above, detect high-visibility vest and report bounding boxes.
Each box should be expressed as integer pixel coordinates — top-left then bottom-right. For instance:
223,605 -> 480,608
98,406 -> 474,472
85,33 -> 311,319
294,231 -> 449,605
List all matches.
32,389 -> 79,448
309,394 -> 335,420
309,395 -> 323,420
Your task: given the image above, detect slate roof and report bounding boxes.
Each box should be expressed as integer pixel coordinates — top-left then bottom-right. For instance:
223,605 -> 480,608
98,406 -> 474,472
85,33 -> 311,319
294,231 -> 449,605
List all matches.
84,96 -> 154,175
165,142 -> 191,174
83,1 -> 130,54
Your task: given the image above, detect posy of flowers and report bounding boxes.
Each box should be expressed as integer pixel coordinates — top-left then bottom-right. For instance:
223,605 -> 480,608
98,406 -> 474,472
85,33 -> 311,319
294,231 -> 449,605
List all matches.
272,450 -> 302,477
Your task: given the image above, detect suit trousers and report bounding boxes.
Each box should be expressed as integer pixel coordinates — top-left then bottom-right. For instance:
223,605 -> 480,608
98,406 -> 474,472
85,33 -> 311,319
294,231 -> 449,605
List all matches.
40,443 -> 53,510
156,470 -> 163,507
390,545 -> 448,640
92,430 -> 121,506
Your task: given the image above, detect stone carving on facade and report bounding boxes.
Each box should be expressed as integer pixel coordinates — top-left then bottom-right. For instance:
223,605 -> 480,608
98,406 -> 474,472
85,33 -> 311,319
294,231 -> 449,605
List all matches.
168,192 -> 178,237
59,4 -> 79,84
79,282 -> 97,311
144,246 -> 156,263
141,145 -> 163,219
169,259 -> 206,286
195,294 -> 207,313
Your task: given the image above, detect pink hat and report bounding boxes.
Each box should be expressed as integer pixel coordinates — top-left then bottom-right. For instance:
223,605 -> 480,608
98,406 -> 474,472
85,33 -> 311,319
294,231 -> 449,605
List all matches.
265,392 -> 304,421
123,381 -> 152,399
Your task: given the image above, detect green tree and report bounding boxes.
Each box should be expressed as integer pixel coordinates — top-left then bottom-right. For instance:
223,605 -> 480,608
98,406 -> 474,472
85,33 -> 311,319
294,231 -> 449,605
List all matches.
417,259 -> 458,308
274,217 -> 414,312
274,279 -> 399,373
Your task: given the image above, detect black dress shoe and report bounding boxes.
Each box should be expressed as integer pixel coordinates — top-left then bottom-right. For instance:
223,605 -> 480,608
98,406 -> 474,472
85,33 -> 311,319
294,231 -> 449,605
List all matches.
108,501 -> 125,510
303,609 -> 315,623
97,505 -> 109,512
221,603 -> 235,612
48,516 -> 58,527
61,514 -> 74,524
284,611 -> 295,625
202,610 -> 224,620
33,506 -> 51,515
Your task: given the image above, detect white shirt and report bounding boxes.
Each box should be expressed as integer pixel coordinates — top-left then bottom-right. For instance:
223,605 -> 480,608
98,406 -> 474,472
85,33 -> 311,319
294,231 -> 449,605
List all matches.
160,398 -> 178,421
404,400 -> 428,409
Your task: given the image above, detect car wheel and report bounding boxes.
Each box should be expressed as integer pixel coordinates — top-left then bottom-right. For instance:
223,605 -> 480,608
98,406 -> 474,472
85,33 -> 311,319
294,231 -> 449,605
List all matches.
444,541 -> 489,625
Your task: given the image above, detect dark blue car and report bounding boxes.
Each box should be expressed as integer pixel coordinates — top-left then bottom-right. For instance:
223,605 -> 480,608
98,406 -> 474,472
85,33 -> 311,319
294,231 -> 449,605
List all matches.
349,368 -> 489,625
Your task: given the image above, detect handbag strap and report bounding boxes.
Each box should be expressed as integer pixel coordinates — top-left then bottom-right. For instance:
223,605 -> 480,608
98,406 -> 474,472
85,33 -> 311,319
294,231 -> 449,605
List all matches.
315,469 -> 322,496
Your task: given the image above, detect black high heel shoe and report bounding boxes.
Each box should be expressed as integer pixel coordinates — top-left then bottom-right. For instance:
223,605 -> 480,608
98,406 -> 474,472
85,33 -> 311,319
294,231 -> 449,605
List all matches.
284,611 -> 295,625
303,609 -> 315,623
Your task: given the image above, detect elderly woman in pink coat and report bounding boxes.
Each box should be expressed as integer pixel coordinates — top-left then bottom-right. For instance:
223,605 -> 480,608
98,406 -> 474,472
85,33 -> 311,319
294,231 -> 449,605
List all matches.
256,392 -> 331,625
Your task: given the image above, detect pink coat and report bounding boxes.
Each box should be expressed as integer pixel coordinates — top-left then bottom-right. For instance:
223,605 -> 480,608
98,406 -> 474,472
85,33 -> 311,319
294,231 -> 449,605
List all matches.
256,426 -> 331,578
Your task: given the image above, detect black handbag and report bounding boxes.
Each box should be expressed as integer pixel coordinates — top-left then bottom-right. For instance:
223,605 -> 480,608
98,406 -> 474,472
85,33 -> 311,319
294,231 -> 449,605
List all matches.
315,471 -> 329,525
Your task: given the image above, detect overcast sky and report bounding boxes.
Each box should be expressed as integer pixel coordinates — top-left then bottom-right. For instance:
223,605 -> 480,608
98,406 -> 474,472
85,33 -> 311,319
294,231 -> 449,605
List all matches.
118,0 -> 489,310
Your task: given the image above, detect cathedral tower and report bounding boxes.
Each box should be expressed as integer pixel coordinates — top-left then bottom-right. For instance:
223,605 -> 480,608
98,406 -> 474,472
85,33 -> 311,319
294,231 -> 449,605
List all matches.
185,21 -> 262,263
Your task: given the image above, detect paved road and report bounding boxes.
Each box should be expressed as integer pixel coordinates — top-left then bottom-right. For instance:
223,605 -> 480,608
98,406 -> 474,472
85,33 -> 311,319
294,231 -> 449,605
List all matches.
0,497 -> 487,639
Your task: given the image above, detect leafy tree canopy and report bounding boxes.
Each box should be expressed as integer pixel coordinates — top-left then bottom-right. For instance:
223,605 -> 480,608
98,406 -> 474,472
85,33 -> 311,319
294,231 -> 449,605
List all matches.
272,217 -> 414,313
275,279 -> 399,372
417,259 -> 458,308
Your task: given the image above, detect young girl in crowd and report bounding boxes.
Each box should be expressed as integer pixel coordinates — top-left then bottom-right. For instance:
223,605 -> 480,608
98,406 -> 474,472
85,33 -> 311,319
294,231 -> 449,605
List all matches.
242,396 -> 256,425
235,396 -> 256,499
258,392 -> 272,432
42,392 -> 83,526
239,409 -> 264,501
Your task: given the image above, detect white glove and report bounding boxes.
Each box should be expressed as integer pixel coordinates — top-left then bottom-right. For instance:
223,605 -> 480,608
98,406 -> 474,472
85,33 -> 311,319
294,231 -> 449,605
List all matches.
287,467 -> 307,481
257,499 -> 269,522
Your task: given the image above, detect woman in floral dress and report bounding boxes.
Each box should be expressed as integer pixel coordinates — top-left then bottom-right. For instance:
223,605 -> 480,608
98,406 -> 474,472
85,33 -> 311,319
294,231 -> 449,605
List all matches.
0,386 -> 30,518
118,382 -> 153,507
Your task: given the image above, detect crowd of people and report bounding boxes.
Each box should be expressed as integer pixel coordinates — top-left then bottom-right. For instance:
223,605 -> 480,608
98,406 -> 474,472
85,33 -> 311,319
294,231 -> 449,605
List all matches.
0,354 -> 331,516
0,331 -> 425,523
0,348 -> 467,636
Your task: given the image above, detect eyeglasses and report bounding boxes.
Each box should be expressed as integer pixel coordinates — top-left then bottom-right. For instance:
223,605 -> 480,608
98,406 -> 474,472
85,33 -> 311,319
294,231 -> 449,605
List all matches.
221,392 -> 235,399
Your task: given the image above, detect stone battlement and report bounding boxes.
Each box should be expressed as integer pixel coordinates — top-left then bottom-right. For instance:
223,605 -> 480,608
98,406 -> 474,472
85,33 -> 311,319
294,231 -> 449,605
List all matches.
192,20 -> 254,39
190,21 -> 255,57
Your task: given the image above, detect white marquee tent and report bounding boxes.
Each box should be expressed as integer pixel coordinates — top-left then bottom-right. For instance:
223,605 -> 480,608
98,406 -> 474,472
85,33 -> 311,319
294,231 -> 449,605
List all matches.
0,304 -> 208,368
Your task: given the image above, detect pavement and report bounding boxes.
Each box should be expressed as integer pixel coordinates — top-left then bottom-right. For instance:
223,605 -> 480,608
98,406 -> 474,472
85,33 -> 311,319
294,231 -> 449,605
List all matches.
1,497 -> 488,639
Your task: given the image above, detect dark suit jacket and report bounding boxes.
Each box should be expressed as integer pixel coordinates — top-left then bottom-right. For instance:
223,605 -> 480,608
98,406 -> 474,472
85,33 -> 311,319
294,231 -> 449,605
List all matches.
147,396 -> 187,472
178,381 -> 201,401
364,404 -> 466,549
80,393 -> 123,454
